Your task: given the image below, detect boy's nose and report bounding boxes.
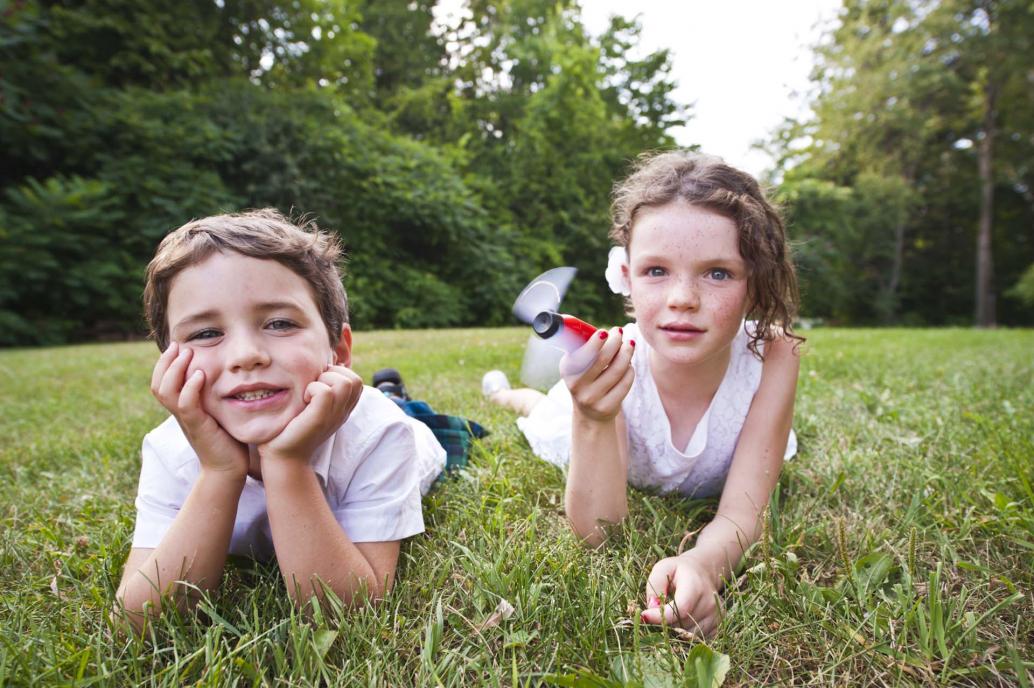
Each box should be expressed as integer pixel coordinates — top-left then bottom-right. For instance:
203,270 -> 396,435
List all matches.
226,333 -> 271,371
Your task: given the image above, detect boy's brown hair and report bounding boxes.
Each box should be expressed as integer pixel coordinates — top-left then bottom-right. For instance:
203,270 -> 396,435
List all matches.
610,150 -> 803,357
143,209 -> 348,350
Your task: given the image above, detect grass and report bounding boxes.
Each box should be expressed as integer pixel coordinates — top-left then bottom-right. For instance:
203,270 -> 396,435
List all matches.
1,326 -> 1032,687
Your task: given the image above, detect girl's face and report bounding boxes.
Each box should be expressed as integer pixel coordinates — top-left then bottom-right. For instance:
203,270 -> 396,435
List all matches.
623,200 -> 749,369
165,252 -> 350,445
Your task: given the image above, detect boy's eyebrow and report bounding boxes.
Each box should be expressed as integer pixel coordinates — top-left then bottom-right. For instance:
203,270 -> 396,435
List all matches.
170,301 -> 309,333
171,309 -> 220,334
253,300 -> 308,313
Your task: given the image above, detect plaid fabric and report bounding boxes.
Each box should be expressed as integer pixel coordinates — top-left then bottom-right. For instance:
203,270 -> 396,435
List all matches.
391,398 -> 488,475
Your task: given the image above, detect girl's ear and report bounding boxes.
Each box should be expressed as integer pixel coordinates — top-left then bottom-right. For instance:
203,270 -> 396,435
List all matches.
333,324 -> 352,367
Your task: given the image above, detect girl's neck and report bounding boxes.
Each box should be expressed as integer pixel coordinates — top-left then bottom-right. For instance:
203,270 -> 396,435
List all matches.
649,344 -> 732,405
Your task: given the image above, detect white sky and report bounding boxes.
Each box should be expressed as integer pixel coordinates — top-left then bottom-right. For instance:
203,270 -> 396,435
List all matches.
433,1 -> 842,177
580,1 -> 842,177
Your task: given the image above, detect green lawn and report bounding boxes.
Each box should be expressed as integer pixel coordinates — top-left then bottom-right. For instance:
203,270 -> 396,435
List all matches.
1,327 -> 1032,686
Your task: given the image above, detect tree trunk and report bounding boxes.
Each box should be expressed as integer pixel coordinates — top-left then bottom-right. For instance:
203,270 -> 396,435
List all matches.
975,79 -> 996,327
885,169 -> 913,324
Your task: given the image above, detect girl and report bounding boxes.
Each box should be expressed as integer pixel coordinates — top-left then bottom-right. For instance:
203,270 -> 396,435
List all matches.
483,151 -> 803,637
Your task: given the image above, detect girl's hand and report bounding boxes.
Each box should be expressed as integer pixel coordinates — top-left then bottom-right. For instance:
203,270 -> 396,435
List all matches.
562,327 -> 635,423
151,342 -> 248,478
641,551 -> 721,637
260,364 -> 363,464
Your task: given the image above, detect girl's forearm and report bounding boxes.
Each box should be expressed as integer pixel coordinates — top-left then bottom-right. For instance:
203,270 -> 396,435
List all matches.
565,413 -> 628,546
118,470 -> 243,624
262,460 -> 378,605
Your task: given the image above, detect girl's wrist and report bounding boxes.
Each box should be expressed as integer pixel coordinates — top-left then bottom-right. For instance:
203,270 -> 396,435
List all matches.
571,407 -> 618,429
677,546 -> 725,586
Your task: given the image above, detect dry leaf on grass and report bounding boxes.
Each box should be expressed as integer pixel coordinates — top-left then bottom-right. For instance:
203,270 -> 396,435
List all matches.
476,598 -> 515,631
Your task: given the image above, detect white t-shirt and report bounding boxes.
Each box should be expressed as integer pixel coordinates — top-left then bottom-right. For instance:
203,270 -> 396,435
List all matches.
517,322 -> 797,498
131,386 -> 446,560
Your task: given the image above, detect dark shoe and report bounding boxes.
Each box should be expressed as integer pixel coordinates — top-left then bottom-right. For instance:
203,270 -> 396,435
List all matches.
373,367 -> 410,401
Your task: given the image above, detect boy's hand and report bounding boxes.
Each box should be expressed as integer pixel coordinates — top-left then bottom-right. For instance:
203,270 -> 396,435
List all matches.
259,364 -> 363,464
563,327 -> 635,423
640,551 -> 721,637
151,342 -> 248,478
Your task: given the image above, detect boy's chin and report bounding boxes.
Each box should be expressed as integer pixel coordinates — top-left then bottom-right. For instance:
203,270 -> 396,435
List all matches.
225,419 -> 291,447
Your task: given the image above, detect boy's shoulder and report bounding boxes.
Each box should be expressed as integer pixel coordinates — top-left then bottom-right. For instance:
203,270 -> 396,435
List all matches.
142,416 -> 198,472
339,384 -> 415,445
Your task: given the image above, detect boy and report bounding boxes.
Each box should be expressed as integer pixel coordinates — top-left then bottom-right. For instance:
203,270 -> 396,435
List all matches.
115,209 -> 445,630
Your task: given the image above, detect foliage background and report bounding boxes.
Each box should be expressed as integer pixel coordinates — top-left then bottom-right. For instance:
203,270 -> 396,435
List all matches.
1,0 -> 1032,344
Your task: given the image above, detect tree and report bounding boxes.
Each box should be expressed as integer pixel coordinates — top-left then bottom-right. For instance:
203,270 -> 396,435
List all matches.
772,0 -> 1034,326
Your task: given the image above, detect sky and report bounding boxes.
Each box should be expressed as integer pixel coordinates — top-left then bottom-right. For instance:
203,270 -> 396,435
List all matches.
432,1 -> 844,177
579,1 -> 843,176
579,1 -> 842,177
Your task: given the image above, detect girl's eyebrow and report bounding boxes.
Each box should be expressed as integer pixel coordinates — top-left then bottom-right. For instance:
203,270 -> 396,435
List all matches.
634,252 -> 745,266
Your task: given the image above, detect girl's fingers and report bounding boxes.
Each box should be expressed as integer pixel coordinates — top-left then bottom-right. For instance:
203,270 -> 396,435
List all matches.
598,362 -> 635,410
568,328 -> 622,385
661,584 -> 701,626
559,334 -> 605,378
593,337 -> 635,393
644,560 -> 675,610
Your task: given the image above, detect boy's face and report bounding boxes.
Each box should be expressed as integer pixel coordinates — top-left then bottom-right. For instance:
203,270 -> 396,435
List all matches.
165,252 -> 351,445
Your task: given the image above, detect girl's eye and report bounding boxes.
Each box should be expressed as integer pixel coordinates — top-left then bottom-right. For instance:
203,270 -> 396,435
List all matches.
646,266 -> 667,278
266,318 -> 297,332
708,269 -> 732,281
187,329 -> 221,341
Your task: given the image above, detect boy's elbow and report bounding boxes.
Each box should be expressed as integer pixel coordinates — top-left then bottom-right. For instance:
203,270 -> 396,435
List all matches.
110,593 -> 155,636
288,572 -> 390,611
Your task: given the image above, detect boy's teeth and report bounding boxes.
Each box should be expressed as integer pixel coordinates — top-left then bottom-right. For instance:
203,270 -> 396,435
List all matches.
236,390 -> 275,401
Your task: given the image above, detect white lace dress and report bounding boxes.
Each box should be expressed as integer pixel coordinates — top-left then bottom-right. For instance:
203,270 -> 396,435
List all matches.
516,322 -> 797,498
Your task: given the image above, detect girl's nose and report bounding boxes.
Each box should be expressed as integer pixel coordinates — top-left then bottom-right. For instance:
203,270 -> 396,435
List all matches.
667,277 -> 700,310
226,332 -> 271,371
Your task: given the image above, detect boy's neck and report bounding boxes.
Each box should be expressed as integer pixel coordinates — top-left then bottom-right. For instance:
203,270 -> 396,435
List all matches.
248,445 -> 263,481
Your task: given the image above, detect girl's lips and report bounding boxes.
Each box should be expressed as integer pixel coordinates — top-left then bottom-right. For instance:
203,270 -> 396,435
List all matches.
659,325 -> 704,341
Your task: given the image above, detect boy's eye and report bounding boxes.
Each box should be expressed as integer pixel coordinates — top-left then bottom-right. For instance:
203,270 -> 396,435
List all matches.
266,318 -> 297,331
187,328 -> 221,341
707,269 -> 732,281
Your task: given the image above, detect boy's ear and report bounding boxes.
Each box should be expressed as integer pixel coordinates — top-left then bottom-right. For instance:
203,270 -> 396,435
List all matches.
334,324 -> 352,367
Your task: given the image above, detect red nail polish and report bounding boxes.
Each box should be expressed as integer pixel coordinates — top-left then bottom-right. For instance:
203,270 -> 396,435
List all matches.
630,340 -> 636,348
599,330 -> 608,340
618,327 -> 623,334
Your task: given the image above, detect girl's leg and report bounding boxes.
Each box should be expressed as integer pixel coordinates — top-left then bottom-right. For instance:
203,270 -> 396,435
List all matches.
482,370 -> 545,416
488,388 -> 546,416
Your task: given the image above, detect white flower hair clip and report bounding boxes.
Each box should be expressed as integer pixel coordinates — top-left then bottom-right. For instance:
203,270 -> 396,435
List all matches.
605,246 -> 631,296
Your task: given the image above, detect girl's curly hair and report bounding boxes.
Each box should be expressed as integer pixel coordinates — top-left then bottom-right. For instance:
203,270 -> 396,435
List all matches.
610,150 -> 803,358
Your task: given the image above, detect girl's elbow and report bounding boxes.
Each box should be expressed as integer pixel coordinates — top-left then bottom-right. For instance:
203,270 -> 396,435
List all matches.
566,511 -> 626,549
